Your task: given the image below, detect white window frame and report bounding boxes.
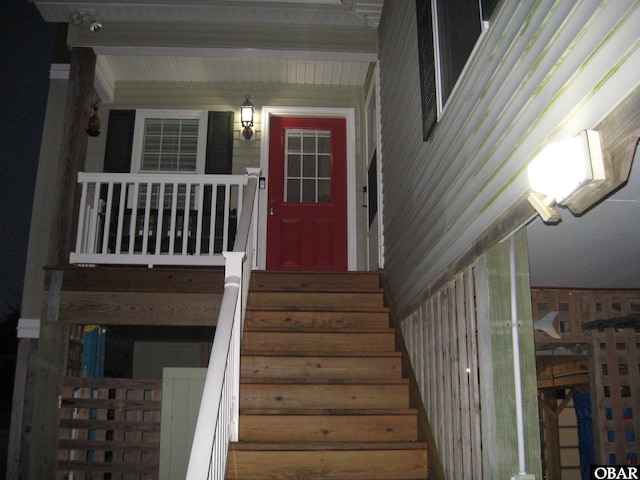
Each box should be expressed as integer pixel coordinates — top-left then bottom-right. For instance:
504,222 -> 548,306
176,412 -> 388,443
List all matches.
431,0 -> 490,118
130,109 -> 209,174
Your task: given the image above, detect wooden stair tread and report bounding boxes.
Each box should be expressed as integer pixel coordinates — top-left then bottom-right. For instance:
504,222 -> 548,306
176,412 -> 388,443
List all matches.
240,350 -> 401,357
243,326 -> 395,333
230,441 -> 428,451
240,378 -> 409,385
240,408 -> 418,415
247,305 -> 390,313
234,271 -> 428,480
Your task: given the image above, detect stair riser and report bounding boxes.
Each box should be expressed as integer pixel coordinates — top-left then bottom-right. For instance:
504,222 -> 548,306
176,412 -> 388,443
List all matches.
251,272 -> 381,291
226,449 -> 428,480
245,310 -> 390,330
242,331 -> 396,353
240,384 -> 410,410
249,291 -> 384,308
239,415 -> 418,442
241,356 -> 403,379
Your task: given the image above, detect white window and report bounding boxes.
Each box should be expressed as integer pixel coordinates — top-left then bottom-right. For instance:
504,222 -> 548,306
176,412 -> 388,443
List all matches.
131,110 -> 208,174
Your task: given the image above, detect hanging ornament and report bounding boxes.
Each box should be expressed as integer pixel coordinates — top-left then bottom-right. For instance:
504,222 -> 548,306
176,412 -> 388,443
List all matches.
86,101 -> 101,137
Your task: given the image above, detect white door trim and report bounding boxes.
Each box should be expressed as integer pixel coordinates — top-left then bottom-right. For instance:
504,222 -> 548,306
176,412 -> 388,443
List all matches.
257,106 -> 357,270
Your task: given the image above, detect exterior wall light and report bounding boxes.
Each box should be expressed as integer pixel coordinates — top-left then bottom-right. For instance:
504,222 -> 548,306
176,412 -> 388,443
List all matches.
527,130 -> 606,223
240,95 -> 255,141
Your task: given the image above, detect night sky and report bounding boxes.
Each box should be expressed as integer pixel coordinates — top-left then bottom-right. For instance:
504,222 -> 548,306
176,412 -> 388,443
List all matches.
0,1 -> 57,316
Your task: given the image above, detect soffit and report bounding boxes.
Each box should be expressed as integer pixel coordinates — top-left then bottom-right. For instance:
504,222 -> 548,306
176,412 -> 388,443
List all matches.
97,55 -> 372,86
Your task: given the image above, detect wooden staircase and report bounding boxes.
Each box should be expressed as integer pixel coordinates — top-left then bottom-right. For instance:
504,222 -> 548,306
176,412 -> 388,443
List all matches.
226,271 -> 428,480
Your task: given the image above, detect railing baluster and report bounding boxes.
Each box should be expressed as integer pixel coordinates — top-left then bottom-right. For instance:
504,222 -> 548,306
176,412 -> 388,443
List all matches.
74,175 -> 90,254
142,182 -> 152,256
128,182 -> 140,254
222,185 -> 231,252
155,183 -> 165,255
180,183 -> 190,255
210,182 -> 218,255
115,182 -> 127,255
195,183 -> 204,255
101,182 -> 114,254
168,183 -> 178,255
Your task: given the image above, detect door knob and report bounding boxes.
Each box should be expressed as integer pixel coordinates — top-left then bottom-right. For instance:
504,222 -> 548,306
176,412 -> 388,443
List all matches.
269,207 -> 275,215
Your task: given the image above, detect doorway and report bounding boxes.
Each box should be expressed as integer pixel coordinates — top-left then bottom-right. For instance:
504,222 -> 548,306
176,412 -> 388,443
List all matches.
258,107 -> 357,271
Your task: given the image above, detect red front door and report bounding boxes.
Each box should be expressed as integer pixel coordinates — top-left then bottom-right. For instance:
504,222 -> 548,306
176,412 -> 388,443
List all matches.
266,116 -> 348,271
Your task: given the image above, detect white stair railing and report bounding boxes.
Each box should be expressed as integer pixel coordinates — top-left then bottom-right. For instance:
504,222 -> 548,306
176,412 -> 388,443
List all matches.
71,172 -> 251,267
185,168 -> 260,480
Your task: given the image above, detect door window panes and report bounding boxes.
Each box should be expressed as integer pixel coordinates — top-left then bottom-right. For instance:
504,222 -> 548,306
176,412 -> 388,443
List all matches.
284,130 -> 331,203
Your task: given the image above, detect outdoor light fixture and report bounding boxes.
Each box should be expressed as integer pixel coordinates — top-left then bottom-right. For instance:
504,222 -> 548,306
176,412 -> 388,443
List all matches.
527,130 -> 606,223
86,100 -> 101,137
69,10 -> 102,32
240,95 -> 255,141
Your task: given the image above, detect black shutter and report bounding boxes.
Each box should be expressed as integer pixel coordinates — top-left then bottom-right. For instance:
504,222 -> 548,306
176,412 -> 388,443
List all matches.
103,110 -> 136,173
204,111 -> 235,251
205,111 -> 234,174
415,0 -> 437,141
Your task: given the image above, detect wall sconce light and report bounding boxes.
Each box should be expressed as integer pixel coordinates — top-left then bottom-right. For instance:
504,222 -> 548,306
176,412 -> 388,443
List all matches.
86,100 -> 101,137
527,130 -> 605,223
69,10 -> 102,32
240,95 -> 255,141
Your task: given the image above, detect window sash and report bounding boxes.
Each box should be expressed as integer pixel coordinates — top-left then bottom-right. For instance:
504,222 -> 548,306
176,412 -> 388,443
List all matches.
131,110 -> 208,174
284,129 -> 332,204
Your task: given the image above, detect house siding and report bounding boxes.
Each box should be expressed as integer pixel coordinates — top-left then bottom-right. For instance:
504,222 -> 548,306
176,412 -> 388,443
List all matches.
20,78 -> 68,319
84,82 -> 369,267
378,0 -> 640,477
378,0 -> 640,315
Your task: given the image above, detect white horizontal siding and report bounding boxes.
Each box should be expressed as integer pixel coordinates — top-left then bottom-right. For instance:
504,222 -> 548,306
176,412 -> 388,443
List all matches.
379,0 -> 640,315
20,80 -> 68,318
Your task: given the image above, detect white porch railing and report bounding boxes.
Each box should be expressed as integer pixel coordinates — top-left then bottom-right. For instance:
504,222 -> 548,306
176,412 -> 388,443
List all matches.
71,171 -> 253,267
185,169 -> 259,480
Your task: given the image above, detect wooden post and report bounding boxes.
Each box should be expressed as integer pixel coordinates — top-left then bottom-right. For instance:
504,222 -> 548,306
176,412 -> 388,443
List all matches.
475,228 -> 542,478
47,47 -> 96,267
539,389 -> 562,479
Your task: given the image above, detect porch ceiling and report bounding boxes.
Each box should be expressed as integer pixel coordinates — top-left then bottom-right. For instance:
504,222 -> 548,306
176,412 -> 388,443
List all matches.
95,55 -> 372,86
36,1 -> 382,90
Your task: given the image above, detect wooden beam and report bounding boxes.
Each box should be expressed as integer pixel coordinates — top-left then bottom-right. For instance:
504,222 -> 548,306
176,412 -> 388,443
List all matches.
72,22 -> 378,61
56,291 -> 223,326
48,47 -> 96,267
536,356 -> 589,389
475,229 -> 542,478
566,84 -> 640,215
44,267 -> 225,293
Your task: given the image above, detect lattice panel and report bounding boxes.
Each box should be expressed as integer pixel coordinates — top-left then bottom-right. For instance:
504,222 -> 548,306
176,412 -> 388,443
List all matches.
67,325 -> 85,377
57,377 -> 162,480
589,329 -> 640,466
